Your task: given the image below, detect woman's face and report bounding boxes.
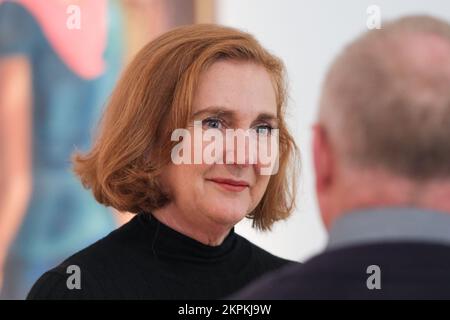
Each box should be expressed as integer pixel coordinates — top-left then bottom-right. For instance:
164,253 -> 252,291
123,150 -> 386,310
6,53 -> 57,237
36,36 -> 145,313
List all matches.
161,60 -> 278,228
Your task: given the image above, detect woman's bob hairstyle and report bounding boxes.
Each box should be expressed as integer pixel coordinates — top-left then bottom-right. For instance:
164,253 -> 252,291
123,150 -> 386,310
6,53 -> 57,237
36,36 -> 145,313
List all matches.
73,24 -> 299,230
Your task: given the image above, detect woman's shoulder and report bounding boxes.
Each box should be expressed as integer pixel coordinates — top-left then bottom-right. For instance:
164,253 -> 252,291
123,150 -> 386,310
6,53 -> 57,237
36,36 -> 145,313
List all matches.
234,233 -> 301,270
26,261 -> 103,299
27,215 -> 147,299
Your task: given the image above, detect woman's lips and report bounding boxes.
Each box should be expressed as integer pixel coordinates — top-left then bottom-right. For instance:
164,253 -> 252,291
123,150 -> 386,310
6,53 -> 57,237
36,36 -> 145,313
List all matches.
207,178 -> 249,192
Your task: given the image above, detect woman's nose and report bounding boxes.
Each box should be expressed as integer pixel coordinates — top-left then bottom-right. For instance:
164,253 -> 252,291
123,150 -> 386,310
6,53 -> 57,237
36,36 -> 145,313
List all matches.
223,129 -> 258,167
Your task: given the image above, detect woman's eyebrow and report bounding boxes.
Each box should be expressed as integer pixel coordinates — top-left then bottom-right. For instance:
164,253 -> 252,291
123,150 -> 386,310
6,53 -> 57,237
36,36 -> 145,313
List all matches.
253,113 -> 279,125
192,106 -> 278,124
191,106 -> 235,119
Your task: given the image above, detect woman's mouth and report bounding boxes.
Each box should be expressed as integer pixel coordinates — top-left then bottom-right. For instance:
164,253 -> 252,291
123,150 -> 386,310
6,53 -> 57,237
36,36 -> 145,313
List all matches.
206,178 -> 250,192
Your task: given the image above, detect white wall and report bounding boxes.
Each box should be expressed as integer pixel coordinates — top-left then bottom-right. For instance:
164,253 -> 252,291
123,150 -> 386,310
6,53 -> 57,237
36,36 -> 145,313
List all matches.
217,0 -> 450,262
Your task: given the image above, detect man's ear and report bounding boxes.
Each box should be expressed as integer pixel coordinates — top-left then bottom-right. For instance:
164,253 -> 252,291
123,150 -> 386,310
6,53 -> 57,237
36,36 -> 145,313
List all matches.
313,123 -> 338,230
312,123 -> 334,193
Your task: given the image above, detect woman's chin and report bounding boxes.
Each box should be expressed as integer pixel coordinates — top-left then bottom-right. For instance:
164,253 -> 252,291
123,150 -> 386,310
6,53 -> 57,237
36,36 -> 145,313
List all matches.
202,203 -> 249,226
198,185 -> 253,225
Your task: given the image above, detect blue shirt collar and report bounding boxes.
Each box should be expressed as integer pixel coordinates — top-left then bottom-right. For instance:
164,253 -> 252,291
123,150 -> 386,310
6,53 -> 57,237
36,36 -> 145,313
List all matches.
327,207 -> 450,251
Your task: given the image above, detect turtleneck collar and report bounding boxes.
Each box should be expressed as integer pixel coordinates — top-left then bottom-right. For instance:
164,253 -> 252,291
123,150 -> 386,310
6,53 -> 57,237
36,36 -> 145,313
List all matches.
136,212 -> 238,262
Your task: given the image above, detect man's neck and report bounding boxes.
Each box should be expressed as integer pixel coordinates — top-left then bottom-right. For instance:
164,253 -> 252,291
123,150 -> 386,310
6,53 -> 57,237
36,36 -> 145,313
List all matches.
334,169 -> 450,225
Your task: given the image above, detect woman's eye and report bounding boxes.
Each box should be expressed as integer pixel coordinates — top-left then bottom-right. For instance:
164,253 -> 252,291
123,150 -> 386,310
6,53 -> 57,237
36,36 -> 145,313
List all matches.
254,125 -> 273,135
202,118 -> 223,129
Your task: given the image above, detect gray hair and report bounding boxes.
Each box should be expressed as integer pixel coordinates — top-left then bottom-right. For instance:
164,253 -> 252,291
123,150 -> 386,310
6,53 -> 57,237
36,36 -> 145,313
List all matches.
319,15 -> 450,180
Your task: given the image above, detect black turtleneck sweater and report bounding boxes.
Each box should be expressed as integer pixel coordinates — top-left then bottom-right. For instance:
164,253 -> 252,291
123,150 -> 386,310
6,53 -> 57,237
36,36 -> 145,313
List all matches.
27,212 -> 295,299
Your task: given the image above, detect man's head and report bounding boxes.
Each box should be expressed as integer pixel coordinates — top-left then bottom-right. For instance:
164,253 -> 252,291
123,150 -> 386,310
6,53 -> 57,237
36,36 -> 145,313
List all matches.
314,16 -> 450,229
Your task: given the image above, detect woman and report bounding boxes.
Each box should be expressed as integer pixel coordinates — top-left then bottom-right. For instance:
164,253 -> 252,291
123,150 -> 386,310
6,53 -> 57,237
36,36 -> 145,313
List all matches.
27,24 -> 299,299
0,0 -> 123,299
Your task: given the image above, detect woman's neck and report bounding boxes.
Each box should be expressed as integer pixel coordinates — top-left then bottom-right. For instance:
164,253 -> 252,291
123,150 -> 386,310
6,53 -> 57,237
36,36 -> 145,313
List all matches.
152,205 -> 233,246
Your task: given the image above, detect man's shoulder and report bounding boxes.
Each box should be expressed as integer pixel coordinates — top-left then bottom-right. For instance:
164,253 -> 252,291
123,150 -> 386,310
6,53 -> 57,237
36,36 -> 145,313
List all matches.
233,242 -> 450,299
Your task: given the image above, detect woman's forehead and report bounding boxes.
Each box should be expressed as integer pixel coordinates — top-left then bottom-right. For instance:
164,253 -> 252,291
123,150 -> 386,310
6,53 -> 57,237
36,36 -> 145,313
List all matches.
192,61 -> 278,117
